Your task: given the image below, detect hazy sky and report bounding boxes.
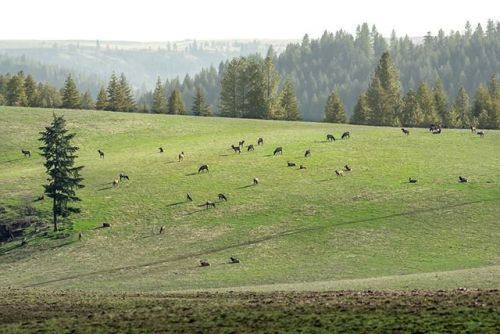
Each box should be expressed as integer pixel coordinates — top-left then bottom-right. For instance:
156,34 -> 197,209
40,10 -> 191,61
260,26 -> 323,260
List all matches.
0,0 -> 498,41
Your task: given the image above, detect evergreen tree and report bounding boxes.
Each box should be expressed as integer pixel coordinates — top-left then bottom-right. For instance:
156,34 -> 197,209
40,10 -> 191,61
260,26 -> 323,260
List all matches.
119,73 -> 135,112
24,74 -> 38,107
106,73 -> 123,111
168,88 -> 186,114
80,91 -> 95,110
6,73 -> 27,106
219,58 -> 241,117
453,86 -> 471,128
433,80 -> 448,124
324,91 -> 347,123
39,114 -> 84,232
95,87 -> 108,110
401,89 -> 423,127
350,93 -> 370,124
152,77 -> 167,113
243,57 -> 267,119
191,87 -> 212,116
62,75 -> 80,109
417,82 -> 439,126
263,48 -> 280,118
280,79 -> 300,120
367,51 -> 401,126
486,75 -> 500,128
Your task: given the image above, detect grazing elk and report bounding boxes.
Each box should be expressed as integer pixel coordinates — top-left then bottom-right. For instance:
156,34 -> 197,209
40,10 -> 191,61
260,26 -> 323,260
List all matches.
327,134 -> 335,141
102,223 -> 111,228
253,177 -> 259,185
247,144 -> 254,152
205,201 -> 216,209
239,140 -> 245,147
432,128 -> 442,134
229,256 -> 240,264
299,165 -> 306,170
112,179 -> 119,187
98,149 -> 105,158
273,147 -> 283,155
287,162 -> 296,167
159,226 -> 165,234
335,170 -> 344,177
458,176 -> 469,183
21,149 -> 31,157
78,232 -> 83,241
119,173 -> 129,181
470,126 -> 477,134
200,260 -> 210,267
344,165 -> 352,172
218,193 -> 228,201
231,145 -> 241,153
477,131 -> 485,137
159,147 -> 164,153
304,149 -> 311,157
401,128 -> 410,136
187,193 -> 193,202
409,178 -> 418,183
198,164 -> 209,173
178,151 -> 185,161
341,131 -> 350,139
257,137 -> 264,145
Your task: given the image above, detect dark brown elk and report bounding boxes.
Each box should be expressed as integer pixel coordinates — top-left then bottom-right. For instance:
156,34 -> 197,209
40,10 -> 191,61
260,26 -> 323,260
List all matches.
287,162 -> 296,167
198,164 -> 209,173
218,193 -> 228,201
344,165 -> 352,172
200,260 -> 210,267
247,144 -> 254,152
458,176 -> 469,183
239,140 -> 245,147
98,149 -> 105,158
21,149 -> 31,157
186,193 -> 193,202
341,131 -> 350,139
326,134 -> 335,141
231,145 -> 241,153
253,178 -> 259,185
159,147 -> 164,153
229,256 -> 240,264
335,170 -> 344,177
178,152 -> 185,161
257,137 -> 264,145
401,128 -> 410,135
470,126 -> 477,134
477,131 -> 485,137
112,179 -> 119,187
205,201 -> 216,208
409,178 -> 417,183
273,147 -> 283,155
304,149 -> 311,157
119,173 -> 129,181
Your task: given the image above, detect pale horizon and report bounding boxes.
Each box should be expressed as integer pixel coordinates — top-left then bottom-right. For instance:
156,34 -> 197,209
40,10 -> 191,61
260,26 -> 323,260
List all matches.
0,0 -> 498,41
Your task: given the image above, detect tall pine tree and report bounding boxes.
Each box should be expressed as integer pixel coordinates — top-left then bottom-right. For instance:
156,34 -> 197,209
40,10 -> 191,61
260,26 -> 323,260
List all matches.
152,77 -> 167,114
280,79 -> 300,120
192,87 -> 212,116
62,75 -> 80,109
168,88 -> 186,114
95,87 -> 108,110
350,93 -> 370,124
324,91 -> 347,123
39,114 -> 84,232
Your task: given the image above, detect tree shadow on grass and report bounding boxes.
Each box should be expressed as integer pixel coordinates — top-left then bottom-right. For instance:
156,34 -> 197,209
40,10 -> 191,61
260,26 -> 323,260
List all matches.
236,184 -> 255,190
166,201 -> 185,207
97,186 -> 113,191
0,158 -> 23,164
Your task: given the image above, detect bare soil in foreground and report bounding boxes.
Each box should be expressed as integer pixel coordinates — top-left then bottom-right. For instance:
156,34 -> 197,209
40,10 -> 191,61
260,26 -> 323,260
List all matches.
1,288 -> 499,333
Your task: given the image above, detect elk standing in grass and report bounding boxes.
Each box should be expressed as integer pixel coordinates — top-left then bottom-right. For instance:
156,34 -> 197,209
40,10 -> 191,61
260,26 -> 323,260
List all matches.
21,149 -> 31,157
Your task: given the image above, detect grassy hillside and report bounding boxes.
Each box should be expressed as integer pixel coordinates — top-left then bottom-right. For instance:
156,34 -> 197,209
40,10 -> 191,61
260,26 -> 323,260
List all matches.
0,106 -> 499,292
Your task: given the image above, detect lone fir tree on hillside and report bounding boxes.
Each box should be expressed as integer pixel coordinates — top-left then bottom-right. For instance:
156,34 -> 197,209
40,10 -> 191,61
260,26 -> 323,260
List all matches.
39,114 -> 84,232
62,74 -> 80,109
